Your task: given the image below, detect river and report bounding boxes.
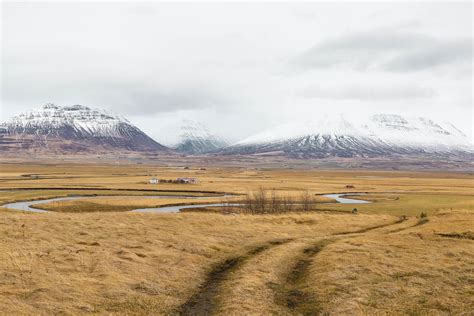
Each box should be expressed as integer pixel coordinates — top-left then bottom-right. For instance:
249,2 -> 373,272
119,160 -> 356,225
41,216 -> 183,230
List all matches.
2,193 -> 370,213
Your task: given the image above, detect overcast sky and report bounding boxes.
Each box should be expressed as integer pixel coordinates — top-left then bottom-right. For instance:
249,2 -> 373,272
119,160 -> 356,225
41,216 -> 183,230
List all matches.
1,2 -> 472,145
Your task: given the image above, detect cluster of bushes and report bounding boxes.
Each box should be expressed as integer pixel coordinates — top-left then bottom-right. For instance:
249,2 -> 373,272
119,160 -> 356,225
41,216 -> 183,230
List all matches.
223,188 -> 316,214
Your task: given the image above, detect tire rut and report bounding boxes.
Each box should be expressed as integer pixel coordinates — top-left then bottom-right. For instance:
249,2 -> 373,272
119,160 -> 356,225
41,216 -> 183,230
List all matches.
333,217 -> 408,236
276,218 -> 410,314
180,218 -> 411,315
277,239 -> 334,315
387,218 -> 429,233
436,232 -> 474,240
179,239 -> 292,316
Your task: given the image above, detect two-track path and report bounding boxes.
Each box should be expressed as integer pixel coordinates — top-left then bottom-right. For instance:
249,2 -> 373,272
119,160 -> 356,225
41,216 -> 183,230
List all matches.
177,216 -> 424,315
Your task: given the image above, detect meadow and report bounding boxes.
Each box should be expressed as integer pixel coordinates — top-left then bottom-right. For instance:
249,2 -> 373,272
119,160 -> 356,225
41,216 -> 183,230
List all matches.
0,161 -> 473,314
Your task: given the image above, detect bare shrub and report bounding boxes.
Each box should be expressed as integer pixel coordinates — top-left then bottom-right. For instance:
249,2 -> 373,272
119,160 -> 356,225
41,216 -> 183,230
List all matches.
281,194 -> 294,212
241,188 -> 270,214
254,187 -> 268,213
244,190 -> 256,214
240,189 -> 316,214
270,189 -> 281,213
300,190 -> 314,212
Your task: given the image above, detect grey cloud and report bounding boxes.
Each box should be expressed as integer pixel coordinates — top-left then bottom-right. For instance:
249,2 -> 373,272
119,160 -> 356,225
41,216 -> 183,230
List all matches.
297,30 -> 472,72
301,84 -> 436,101
385,39 -> 472,71
115,88 -> 226,116
1,66 -> 228,116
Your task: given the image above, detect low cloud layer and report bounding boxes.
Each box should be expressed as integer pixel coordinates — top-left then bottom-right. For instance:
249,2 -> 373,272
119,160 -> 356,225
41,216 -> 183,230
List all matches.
1,2 -> 472,143
301,83 -> 436,101
296,30 -> 472,73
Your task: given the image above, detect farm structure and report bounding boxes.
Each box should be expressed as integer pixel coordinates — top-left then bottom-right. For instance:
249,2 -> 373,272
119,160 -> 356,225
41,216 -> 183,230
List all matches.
148,177 -> 199,184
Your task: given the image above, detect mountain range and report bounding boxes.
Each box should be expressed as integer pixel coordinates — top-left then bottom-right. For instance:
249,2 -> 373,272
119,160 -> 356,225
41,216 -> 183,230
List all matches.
0,104 -> 471,158
224,114 -> 472,158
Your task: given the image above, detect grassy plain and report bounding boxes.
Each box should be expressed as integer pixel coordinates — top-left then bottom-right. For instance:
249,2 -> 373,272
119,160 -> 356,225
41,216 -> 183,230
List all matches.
0,161 -> 473,314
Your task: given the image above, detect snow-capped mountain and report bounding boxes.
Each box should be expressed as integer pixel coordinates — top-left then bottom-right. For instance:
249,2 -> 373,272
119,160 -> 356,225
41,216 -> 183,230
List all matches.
173,120 -> 228,154
224,114 -> 472,158
0,103 -> 168,153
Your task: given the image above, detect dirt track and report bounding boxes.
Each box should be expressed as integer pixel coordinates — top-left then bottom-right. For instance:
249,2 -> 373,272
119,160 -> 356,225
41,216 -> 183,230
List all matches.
178,217 -> 413,315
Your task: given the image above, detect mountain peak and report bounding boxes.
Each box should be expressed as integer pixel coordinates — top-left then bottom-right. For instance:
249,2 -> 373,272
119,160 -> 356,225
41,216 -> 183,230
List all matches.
41,103 -> 92,112
42,103 -> 60,110
64,104 -> 91,111
0,104 -> 168,153
174,120 -> 228,154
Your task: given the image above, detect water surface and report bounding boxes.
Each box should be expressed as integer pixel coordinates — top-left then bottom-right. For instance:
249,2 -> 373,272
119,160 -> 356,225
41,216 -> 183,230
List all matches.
2,193 -> 370,213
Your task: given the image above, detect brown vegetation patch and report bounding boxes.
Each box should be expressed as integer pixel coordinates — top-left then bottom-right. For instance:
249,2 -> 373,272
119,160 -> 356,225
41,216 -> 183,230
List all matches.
436,232 -> 474,240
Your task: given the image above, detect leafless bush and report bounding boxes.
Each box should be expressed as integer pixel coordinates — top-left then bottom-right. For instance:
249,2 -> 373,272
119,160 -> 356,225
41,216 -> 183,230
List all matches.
281,194 -> 294,212
300,189 -> 314,212
254,187 -> 268,213
270,189 -> 281,213
244,190 -> 256,214
240,188 -> 316,214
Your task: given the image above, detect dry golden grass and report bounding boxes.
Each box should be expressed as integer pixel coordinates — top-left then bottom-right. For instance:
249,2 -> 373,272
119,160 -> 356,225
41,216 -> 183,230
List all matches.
318,192 -> 474,216
0,209 -> 392,314
213,239 -> 312,314
303,209 -> 474,315
1,162 -> 473,196
0,161 -> 473,314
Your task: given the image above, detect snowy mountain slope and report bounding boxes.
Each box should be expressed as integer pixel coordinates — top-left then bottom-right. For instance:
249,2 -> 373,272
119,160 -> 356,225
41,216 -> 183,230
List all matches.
362,114 -> 471,150
0,103 -> 168,152
173,120 -> 228,154
225,114 -> 472,157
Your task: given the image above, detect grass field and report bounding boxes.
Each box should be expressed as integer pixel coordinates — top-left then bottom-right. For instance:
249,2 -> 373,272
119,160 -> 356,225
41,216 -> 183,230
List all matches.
0,161 -> 473,314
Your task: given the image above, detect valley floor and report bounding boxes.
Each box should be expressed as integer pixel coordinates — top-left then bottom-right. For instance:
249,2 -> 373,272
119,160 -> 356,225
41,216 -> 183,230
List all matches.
0,161 -> 473,314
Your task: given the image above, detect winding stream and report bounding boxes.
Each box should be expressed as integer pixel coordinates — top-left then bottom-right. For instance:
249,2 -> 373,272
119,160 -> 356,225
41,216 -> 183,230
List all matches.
2,193 -> 370,213
2,195 -> 230,213
323,193 -> 370,204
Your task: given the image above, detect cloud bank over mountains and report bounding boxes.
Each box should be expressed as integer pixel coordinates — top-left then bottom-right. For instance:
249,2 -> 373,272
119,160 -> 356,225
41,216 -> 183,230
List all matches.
1,2 -> 472,144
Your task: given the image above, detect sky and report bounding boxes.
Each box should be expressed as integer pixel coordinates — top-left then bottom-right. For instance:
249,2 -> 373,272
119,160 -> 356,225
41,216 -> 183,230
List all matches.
1,2 -> 472,145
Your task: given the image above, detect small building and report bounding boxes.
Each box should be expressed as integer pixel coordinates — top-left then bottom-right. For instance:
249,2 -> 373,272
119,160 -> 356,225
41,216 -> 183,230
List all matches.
149,177 -> 159,184
176,177 -> 199,184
